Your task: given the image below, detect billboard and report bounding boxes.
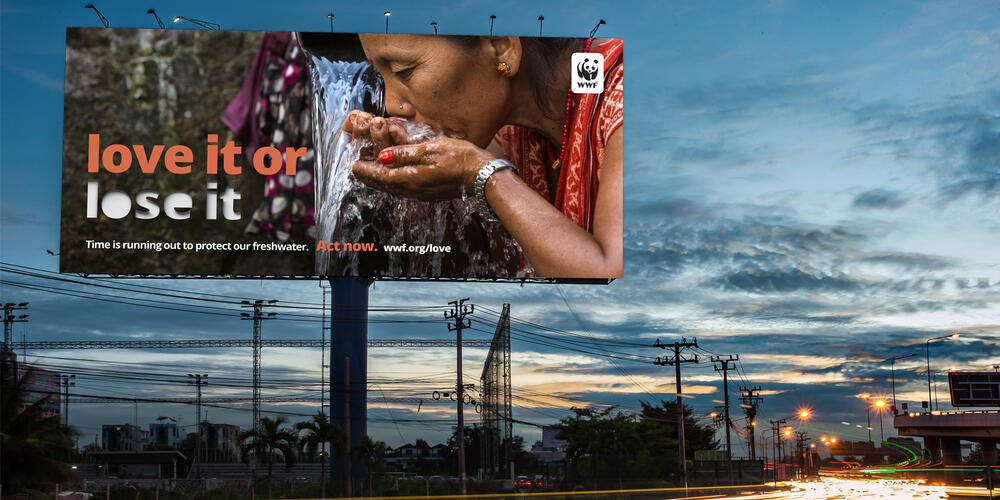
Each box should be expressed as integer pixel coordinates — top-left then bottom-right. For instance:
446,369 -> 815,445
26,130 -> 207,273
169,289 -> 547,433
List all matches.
948,371 -> 1000,407
60,28 -> 623,280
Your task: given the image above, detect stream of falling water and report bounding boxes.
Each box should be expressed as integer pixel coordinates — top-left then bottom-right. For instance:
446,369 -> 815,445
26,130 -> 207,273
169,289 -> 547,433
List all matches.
308,54 -> 528,278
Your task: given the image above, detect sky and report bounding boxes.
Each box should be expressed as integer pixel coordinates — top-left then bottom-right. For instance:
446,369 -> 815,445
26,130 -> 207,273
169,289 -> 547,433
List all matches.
1,0 -> 999,455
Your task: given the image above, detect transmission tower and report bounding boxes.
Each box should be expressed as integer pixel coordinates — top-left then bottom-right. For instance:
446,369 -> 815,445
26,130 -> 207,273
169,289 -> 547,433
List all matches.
240,300 -> 277,431
480,304 -> 511,480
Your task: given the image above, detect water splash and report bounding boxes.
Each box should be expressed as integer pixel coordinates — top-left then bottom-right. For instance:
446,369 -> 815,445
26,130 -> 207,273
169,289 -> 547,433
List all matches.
309,55 -> 528,278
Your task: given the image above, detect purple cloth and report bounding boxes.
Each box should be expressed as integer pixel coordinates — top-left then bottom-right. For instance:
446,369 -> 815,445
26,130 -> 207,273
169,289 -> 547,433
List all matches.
222,31 -> 292,163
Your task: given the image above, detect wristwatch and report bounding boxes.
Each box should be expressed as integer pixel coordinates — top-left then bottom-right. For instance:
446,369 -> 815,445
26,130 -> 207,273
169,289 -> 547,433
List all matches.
474,158 -> 517,223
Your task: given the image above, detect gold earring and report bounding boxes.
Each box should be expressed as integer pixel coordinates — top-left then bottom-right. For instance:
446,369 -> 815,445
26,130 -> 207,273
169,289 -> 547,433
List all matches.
399,104 -> 404,110
497,61 -> 511,75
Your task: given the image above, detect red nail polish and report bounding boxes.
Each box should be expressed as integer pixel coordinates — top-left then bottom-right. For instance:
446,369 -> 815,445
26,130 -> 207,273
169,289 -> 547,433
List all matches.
379,149 -> 393,164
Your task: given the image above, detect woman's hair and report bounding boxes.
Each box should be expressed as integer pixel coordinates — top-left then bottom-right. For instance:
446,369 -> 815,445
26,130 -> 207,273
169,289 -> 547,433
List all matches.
451,36 -> 584,120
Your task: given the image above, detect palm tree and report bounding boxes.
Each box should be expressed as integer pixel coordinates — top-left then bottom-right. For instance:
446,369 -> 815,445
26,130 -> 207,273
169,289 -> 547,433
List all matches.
240,416 -> 298,499
352,435 -> 388,496
1,364 -> 77,494
296,413 -> 346,498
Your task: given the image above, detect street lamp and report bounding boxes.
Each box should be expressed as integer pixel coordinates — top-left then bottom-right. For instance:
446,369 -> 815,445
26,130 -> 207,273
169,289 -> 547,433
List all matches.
874,399 -> 887,442
172,15 -> 220,30
925,333 -> 959,410
885,353 -> 917,410
147,9 -> 164,29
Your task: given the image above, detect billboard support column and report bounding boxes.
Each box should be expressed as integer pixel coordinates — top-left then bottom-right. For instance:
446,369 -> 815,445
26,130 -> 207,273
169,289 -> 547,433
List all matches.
329,277 -> 371,491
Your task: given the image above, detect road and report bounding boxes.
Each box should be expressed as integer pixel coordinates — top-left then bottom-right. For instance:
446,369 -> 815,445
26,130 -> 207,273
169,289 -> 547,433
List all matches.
722,478 -> 991,499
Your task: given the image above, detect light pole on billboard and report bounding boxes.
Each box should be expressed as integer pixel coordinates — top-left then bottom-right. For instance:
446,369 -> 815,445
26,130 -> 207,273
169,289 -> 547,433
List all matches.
172,16 -> 220,31
327,13 -> 334,33
925,333 -> 959,410
430,22 -> 438,35
384,11 -> 390,34
589,19 -> 606,38
84,4 -> 109,28
147,9 -> 164,29
538,16 -> 544,36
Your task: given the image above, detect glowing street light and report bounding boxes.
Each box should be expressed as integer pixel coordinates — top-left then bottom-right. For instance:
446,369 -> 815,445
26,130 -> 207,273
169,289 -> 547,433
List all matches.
874,399 -> 888,442
172,15 -> 220,30
799,410 -> 810,419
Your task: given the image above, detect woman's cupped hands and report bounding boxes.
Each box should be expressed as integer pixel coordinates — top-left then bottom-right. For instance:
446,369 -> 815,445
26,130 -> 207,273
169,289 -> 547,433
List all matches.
342,110 -> 493,201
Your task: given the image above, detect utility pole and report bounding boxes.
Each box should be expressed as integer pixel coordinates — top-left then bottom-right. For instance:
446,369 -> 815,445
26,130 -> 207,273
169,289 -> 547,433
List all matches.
240,300 -> 278,432
739,386 -> 761,460
61,374 -> 76,427
2,302 -> 29,351
770,419 -> 787,480
445,298 -> 473,496
795,431 -> 809,479
188,374 -> 208,463
320,282 -> 329,418
710,355 -> 738,471
653,338 -> 699,491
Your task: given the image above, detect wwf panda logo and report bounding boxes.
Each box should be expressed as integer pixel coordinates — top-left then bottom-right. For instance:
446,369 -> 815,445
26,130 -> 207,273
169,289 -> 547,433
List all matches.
576,57 -> 599,81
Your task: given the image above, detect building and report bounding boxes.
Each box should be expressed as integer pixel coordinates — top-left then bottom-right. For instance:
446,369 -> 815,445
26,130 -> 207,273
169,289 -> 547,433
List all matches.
385,442 -> 447,470
199,422 -> 242,462
88,450 -> 187,479
149,419 -> 183,448
529,426 -> 567,475
102,424 -> 149,452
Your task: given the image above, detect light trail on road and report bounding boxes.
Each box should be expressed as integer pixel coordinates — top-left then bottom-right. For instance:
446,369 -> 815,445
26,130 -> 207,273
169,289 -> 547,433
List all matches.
721,478 -> 985,499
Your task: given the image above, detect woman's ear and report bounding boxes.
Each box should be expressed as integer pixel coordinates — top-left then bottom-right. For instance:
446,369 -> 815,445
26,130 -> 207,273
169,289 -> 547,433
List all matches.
489,36 -> 523,76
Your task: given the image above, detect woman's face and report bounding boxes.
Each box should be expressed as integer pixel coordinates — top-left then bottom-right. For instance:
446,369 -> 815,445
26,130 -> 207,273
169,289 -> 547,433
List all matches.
359,34 -> 513,148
